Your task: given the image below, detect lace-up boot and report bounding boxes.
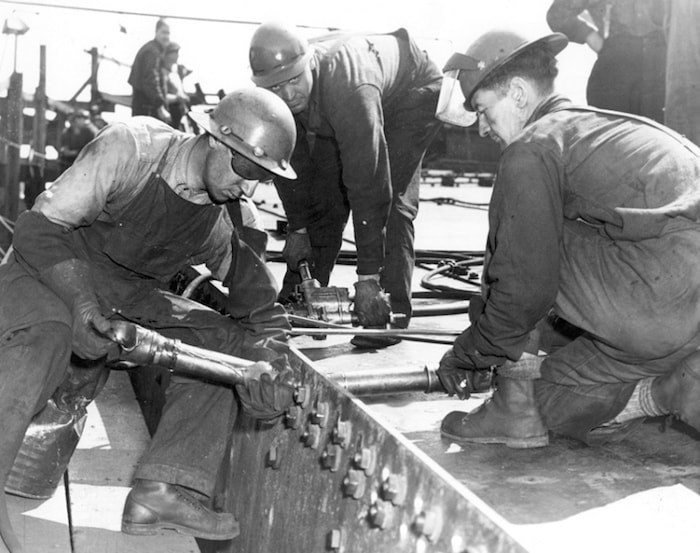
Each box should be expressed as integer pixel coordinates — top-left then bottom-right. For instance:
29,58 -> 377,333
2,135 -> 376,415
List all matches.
121,479 -> 239,540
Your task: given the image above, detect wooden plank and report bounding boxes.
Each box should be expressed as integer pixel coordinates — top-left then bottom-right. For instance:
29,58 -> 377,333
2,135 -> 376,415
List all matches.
2,72 -> 22,221
67,369 -> 197,553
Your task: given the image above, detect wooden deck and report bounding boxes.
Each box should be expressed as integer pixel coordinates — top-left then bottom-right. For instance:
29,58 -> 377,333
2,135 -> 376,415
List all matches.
5,370 -> 196,553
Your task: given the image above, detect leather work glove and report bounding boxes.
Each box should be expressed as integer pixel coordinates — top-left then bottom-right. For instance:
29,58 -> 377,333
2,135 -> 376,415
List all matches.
236,340 -> 297,421
40,259 -> 116,360
436,365 -> 494,400
436,347 -> 494,400
353,279 -> 391,327
73,299 -> 118,360
236,367 -> 295,422
282,229 -> 312,271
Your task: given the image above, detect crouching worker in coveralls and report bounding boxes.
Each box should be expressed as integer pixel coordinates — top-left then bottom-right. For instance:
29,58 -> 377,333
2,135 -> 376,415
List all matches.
0,87 -> 298,551
434,30 -> 700,448
248,22 -> 444,349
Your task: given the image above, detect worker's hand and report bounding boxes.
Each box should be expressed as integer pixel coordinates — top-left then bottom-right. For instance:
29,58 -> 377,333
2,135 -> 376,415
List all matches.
282,229 -> 312,271
73,299 -> 118,360
353,279 -> 391,327
236,370 -> 295,422
436,348 -> 494,399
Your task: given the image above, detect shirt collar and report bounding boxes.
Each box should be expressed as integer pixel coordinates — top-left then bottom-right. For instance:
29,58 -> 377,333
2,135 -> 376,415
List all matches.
525,94 -> 573,127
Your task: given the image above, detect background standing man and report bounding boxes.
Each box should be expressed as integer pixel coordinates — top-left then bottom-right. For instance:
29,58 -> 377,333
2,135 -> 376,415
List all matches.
0,88 -> 297,551
547,0 -> 668,123
435,30 -> 700,449
128,17 -> 171,123
248,22 -> 443,348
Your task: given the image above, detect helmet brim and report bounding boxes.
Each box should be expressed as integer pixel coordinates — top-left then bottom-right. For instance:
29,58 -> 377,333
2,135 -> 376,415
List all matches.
250,49 -> 313,89
188,110 -> 297,180
456,32 -> 568,109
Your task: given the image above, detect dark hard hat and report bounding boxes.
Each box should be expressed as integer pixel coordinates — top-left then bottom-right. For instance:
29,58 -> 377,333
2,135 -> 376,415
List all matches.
249,21 -> 313,88
188,88 -> 297,179
444,30 -> 568,108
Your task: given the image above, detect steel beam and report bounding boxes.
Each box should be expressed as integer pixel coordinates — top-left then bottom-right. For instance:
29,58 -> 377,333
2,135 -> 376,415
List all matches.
176,267 -> 529,553
198,344 -> 528,553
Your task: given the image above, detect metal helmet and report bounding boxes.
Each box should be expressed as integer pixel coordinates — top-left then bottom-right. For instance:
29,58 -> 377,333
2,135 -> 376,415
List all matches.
188,88 -> 297,179
438,30 -> 568,124
249,21 -> 313,88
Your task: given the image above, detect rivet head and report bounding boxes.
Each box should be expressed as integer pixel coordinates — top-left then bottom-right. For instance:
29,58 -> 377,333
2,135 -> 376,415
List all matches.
219,125 -> 232,135
253,146 -> 264,157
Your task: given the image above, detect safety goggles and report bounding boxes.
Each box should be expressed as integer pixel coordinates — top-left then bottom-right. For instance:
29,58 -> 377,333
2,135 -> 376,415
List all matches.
230,150 -> 274,184
435,53 -> 481,127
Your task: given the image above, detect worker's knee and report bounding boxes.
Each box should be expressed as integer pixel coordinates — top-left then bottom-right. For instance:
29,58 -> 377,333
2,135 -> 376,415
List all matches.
1,321 -> 72,377
0,321 -> 72,413
534,378 -> 594,441
535,377 -> 635,443
2,320 -> 71,354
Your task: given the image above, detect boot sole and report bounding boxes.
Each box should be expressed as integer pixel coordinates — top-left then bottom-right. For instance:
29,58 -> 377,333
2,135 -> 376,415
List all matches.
441,428 -> 549,449
350,336 -> 402,349
122,520 -> 240,540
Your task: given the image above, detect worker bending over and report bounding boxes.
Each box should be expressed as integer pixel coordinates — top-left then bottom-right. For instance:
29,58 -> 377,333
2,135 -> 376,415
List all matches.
0,88 -> 297,551
248,22 -> 444,348
435,30 -> 700,448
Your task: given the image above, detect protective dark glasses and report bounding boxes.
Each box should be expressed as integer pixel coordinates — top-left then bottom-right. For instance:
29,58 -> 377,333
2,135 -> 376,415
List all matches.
230,151 -> 274,183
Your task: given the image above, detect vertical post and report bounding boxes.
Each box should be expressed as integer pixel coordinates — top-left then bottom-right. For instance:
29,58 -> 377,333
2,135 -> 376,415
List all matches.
1,71 -> 23,222
27,45 -> 47,209
89,46 -> 100,106
13,34 -> 18,72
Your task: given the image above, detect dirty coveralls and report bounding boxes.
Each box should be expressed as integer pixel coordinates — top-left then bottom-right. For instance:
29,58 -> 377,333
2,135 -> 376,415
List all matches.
547,0 -> 668,123
276,29 -> 442,325
0,118 -> 288,501
454,96 -> 700,444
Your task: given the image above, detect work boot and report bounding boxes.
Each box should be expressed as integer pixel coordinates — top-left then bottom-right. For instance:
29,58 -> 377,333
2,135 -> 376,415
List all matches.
121,479 -> 239,540
350,334 -> 402,349
351,322 -> 404,350
440,356 -> 549,449
652,349 -> 700,432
